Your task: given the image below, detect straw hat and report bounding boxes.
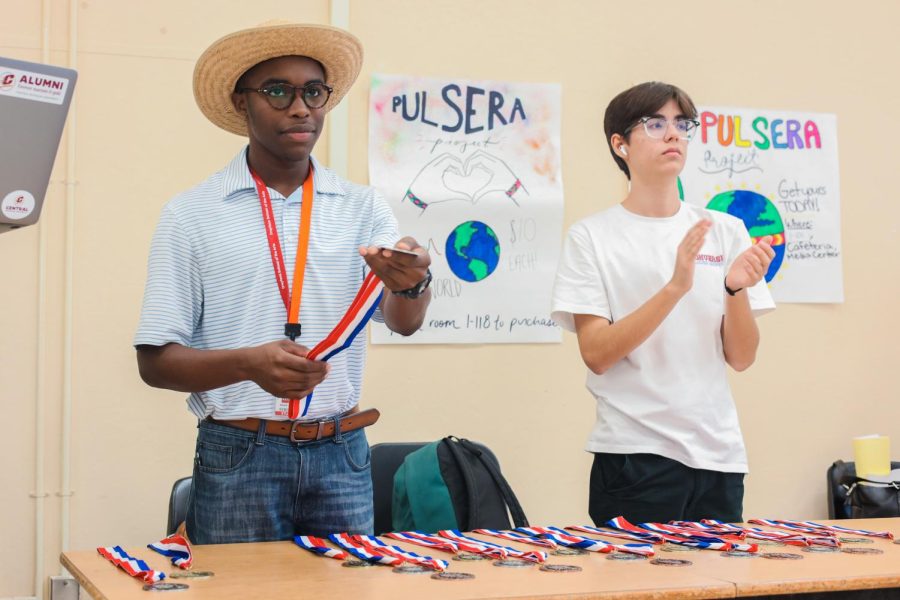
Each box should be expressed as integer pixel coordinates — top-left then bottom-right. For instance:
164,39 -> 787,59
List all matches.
193,21 -> 363,136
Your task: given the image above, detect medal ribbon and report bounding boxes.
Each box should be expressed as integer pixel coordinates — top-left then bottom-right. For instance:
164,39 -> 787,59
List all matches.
438,530 -> 547,563
748,519 -> 842,547
473,528 -> 559,549
329,533 -> 404,566
146,534 -> 192,569
524,526 -> 655,556
676,520 -> 812,547
97,546 -> 165,583
767,519 -> 894,541
292,271 -> 384,418
352,535 -> 448,571
521,526 -> 656,556
640,522 -> 758,552
567,523 -> 663,544
516,526 -> 612,553
606,517 -> 732,551
294,535 -> 348,560
385,531 -> 464,554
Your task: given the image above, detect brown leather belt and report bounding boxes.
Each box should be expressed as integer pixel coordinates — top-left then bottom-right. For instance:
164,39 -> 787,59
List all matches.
206,406 -> 379,443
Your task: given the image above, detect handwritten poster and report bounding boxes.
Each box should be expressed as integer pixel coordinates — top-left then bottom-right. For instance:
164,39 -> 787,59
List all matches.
368,74 -> 564,343
681,107 -> 843,303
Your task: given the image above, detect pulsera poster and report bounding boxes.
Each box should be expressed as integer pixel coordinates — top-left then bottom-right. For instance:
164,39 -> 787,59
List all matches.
368,74 -> 564,343
681,107 -> 843,303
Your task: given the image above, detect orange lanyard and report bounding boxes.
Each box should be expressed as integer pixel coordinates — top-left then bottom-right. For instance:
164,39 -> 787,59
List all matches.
251,165 -> 314,340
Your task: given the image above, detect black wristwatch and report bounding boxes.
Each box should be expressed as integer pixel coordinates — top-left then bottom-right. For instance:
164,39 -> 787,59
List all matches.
392,269 -> 432,299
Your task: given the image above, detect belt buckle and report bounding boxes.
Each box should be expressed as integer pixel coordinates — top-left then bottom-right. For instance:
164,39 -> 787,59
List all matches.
289,418 -> 327,444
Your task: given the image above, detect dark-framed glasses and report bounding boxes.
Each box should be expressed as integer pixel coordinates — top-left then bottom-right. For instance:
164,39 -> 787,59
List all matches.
626,116 -> 700,140
238,82 -> 333,110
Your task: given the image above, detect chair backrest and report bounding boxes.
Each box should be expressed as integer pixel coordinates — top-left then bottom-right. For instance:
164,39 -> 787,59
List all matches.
167,476 -> 193,535
370,438 -> 526,535
370,442 -> 427,535
827,460 -> 900,519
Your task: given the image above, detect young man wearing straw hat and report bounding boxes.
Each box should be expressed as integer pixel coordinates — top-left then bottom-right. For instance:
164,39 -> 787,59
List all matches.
134,22 -> 432,544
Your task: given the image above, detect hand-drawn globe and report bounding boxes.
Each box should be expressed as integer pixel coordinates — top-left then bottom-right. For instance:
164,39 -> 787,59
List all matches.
445,220 -> 500,282
706,190 -> 785,283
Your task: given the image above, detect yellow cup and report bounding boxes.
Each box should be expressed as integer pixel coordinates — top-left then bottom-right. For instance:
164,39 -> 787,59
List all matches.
853,435 -> 891,478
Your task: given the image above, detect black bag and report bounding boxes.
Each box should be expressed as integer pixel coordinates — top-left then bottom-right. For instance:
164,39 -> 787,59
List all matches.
842,475 -> 900,519
392,436 -> 529,532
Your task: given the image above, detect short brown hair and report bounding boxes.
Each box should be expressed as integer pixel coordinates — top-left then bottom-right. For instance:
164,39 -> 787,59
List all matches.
603,82 -> 697,180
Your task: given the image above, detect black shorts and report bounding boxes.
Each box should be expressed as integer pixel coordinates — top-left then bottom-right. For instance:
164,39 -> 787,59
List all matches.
589,452 -> 744,525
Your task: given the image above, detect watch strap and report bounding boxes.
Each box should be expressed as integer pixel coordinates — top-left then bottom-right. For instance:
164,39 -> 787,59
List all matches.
392,268 -> 432,299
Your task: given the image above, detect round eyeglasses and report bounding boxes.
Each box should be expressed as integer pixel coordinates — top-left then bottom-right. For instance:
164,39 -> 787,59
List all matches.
625,116 -> 700,141
238,82 -> 333,110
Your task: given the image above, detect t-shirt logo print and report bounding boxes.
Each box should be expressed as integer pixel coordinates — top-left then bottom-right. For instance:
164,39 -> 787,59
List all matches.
695,253 -> 724,266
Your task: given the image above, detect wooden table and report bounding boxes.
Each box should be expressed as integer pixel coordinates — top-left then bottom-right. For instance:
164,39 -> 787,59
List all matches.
61,518 -> 900,600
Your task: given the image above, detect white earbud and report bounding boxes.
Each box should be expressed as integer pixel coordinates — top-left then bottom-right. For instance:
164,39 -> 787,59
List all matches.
619,145 -> 628,156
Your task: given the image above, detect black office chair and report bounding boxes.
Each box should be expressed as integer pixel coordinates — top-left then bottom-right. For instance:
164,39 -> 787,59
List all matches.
370,440 -> 526,535
827,460 -> 900,519
167,476 -> 193,535
370,443 -> 429,535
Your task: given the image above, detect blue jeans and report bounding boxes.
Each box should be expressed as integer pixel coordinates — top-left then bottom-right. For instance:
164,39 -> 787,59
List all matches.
186,419 -> 374,544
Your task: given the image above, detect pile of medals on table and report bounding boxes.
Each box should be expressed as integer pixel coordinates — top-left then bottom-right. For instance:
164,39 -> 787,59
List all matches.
95,517 -> 896,589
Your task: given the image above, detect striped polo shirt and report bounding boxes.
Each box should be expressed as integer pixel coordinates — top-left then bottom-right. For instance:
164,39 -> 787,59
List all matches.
135,147 -> 399,420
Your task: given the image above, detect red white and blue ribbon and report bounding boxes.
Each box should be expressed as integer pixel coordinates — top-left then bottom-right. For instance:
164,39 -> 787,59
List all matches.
352,535 -> 448,571
767,519 -> 894,541
294,535 -> 348,560
751,519 -> 894,540
473,528 -> 559,549
328,533 -> 403,566
677,520 -> 812,547
639,522 -> 758,553
748,519 -> 842,547
147,534 -> 192,569
604,517 -> 666,543
815,522 -> 894,540
438,530 -> 547,563
522,526 -> 656,556
97,546 -> 165,583
385,531 -> 463,555
294,272 -> 384,418
567,523 -> 664,544
605,517 -> 733,551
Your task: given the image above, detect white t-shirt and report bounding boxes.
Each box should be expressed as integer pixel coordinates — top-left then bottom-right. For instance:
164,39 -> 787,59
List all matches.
551,202 -> 775,473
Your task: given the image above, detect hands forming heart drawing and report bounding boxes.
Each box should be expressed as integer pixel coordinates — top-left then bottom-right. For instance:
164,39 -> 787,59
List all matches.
405,151 -> 527,209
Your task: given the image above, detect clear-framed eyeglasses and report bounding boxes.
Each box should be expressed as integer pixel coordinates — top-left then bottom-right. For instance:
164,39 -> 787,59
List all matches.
238,82 -> 333,110
625,116 -> 700,141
